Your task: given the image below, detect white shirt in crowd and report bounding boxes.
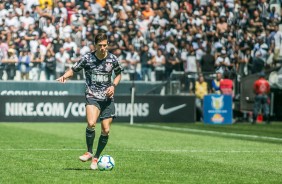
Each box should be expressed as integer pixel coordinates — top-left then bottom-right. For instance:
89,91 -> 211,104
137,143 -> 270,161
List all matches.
80,46 -> 91,56
43,24 -> 57,39
63,41 -> 78,53
20,16 -> 35,30
184,55 -> 198,73
0,8 -> 8,20
55,51 -> 70,73
29,40 -> 39,54
125,51 -> 140,73
53,7 -> 68,20
59,25 -> 72,39
23,0 -> 39,12
154,55 -> 165,71
167,1 -> 179,19
5,16 -> 20,28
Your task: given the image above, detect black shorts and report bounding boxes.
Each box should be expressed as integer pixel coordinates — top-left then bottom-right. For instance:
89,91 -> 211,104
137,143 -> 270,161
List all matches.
86,98 -> 116,120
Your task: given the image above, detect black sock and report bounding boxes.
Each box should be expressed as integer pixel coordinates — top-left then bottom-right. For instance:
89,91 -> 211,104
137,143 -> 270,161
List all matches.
94,135 -> 109,158
86,127 -> 95,154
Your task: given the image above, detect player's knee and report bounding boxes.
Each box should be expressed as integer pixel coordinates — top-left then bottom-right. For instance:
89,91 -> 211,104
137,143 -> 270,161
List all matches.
87,121 -> 96,128
102,128 -> 110,135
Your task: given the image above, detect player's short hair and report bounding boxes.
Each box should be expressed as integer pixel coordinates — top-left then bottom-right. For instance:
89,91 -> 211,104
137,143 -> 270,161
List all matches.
94,31 -> 108,45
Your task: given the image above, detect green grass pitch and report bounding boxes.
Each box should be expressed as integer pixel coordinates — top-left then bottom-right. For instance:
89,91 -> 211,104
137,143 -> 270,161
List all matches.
0,122 -> 282,184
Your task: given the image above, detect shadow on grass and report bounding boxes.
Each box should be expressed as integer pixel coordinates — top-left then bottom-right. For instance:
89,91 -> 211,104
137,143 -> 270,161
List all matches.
64,168 -> 91,171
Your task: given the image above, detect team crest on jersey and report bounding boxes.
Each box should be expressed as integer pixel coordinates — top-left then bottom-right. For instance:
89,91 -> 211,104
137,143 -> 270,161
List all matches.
211,96 -> 224,110
105,63 -> 113,72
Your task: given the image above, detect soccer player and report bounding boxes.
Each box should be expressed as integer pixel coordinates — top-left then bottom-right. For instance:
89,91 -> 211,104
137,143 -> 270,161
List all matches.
57,32 -> 122,170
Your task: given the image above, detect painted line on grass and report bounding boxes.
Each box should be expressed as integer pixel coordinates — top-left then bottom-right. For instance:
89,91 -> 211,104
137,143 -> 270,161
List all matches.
0,148 -> 85,151
0,148 -> 281,153
132,124 -> 282,142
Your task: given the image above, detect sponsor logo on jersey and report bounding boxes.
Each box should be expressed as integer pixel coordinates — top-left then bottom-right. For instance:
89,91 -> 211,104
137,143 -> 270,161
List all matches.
92,74 -> 110,82
105,63 -> 113,72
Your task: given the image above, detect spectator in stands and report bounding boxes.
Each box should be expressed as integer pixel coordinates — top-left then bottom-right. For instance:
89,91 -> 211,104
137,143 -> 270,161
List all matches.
5,10 -> 20,29
211,72 -> 222,94
183,45 -> 198,93
30,46 -> 44,81
2,48 -> 17,80
63,37 -> 78,56
252,40 -> 269,74
54,1 -> 68,23
0,55 -> 3,80
165,47 -> 180,79
273,25 -> 282,64
55,47 -> 70,78
125,44 -> 140,80
40,32 -> 52,50
238,46 -> 252,77
20,11 -> 35,30
18,48 -> 32,80
0,38 -> 8,61
42,17 -> 56,40
44,49 -> 56,81
80,39 -> 91,56
142,4 -> 154,20
215,49 -> 231,74
132,31 -> 146,52
152,48 -> 166,81
70,47 -> 84,80
195,74 -> 208,120
199,47 -> 215,75
140,44 -> 153,81
113,48 -> 129,81
0,0 -> 280,86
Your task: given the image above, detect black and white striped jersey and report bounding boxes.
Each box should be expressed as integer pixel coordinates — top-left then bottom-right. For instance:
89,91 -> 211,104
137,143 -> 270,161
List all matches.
72,51 -> 122,101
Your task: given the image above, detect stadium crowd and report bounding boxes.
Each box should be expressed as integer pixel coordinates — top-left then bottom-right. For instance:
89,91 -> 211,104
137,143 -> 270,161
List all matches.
0,0 -> 281,92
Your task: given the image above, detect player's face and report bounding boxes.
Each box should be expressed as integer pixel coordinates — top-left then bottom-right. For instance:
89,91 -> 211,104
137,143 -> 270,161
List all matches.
96,40 -> 108,55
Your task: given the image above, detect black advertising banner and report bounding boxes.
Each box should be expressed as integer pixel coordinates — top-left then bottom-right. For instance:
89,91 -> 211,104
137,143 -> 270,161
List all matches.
0,95 -> 195,123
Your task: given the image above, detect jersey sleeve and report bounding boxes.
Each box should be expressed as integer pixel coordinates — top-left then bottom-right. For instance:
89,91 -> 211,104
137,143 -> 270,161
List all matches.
112,55 -> 123,75
71,54 -> 87,72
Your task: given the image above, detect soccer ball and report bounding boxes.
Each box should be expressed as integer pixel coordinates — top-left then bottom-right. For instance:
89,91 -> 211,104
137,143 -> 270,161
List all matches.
97,155 -> 115,171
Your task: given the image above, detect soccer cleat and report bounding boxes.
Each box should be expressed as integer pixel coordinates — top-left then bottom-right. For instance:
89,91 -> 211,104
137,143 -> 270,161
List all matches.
90,158 -> 98,170
79,152 -> 93,162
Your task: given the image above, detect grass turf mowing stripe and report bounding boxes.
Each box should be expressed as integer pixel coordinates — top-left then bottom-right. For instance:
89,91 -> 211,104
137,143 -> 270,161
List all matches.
0,148 -> 282,153
132,123 -> 282,141
0,123 -> 282,184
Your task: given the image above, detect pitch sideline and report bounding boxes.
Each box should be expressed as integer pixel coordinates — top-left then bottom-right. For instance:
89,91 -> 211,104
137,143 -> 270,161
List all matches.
132,124 -> 282,142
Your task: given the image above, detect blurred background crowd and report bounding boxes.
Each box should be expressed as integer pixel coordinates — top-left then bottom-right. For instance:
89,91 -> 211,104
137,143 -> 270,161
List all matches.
0,0 -> 281,93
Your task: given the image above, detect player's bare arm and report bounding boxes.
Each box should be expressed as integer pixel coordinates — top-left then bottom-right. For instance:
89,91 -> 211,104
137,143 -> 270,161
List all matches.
106,73 -> 122,98
56,69 -> 74,83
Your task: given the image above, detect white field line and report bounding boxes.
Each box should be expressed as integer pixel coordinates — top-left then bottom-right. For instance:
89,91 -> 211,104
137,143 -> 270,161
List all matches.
0,148 -> 281,153
132,124 -> 282,142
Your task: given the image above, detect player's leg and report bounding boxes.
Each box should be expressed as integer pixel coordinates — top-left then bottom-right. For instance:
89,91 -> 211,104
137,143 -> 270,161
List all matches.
253,95 -> 261,124
90,118 -> 112,170
79,104 -> 100,162
94,118 -> 112,159
262,95 -> 270,124
91,101 -> 115,170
